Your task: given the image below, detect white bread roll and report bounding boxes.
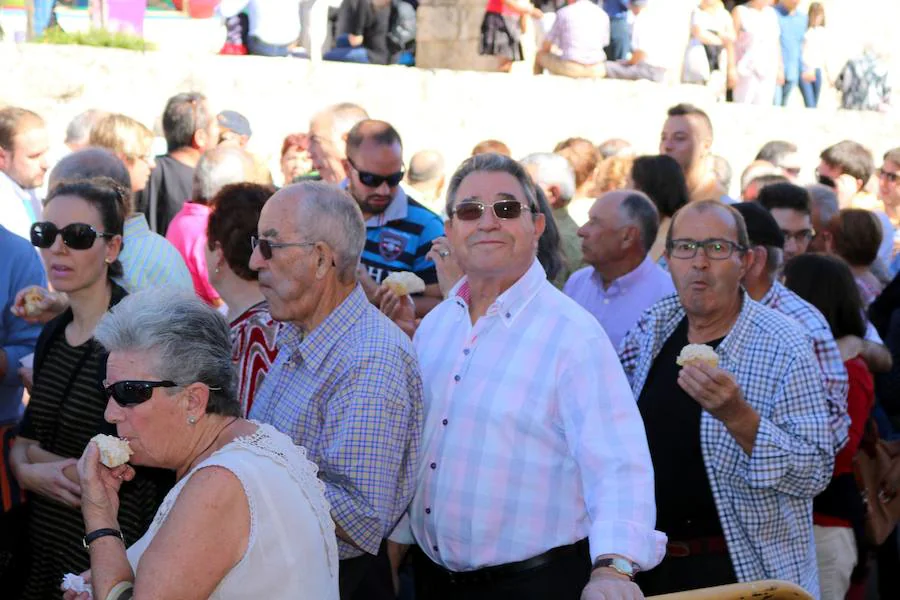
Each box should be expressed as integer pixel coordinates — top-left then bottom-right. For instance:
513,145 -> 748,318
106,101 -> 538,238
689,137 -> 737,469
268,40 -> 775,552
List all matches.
91,434 -> 133,468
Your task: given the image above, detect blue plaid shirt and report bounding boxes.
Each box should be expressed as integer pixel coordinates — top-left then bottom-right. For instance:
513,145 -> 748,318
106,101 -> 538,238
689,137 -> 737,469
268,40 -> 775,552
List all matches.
620,292 -> 834,598
249,285 -> 424,558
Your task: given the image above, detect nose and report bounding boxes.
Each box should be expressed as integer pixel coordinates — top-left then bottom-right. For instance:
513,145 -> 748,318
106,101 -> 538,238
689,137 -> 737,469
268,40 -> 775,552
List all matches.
49,231 -> 67,254
477,205 -> 501,230
785,238 -> 799,255
690,249 -> 711,270
375,180 -> 392,195
248,244 -> 265,272
576,224 -> 587,238
104,396 -> 124,424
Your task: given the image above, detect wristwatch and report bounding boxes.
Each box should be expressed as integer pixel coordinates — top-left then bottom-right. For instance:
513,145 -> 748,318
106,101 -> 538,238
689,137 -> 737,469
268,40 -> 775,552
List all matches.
83,528 -> 125,549
593,557 -> 640,580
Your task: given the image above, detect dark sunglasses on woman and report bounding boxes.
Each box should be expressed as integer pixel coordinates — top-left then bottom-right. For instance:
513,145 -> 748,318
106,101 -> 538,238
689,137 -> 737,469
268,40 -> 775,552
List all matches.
347,157 -> 404,188
104,380 -> 178,406
452,200 -> 533,222
31,222 -> 114,250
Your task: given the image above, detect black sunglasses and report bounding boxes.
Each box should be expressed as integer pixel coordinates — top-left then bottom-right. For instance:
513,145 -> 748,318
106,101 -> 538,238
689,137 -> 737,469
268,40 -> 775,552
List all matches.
250,236 -> 316,260
104,380 -> 178,406
452,200 -> 533,222
348,157 -> 404,188
31,222 -> 114,250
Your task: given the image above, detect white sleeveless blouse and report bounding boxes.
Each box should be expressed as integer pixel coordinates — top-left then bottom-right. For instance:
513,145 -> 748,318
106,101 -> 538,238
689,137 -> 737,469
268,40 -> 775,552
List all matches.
126,423 -> 339,599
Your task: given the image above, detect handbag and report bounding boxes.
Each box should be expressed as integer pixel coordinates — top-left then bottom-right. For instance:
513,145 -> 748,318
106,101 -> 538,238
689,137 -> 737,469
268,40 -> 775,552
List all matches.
852,417 -> 900,545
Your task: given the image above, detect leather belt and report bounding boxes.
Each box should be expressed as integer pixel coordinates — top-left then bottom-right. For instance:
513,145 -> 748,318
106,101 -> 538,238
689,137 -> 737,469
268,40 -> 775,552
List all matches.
421,538 -> 589,586
666,536 -> 728,558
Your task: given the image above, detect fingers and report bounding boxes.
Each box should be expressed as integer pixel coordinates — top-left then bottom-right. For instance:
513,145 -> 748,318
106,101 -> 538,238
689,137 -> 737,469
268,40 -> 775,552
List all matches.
57,487 -> 82,508
110,464 -> 136,482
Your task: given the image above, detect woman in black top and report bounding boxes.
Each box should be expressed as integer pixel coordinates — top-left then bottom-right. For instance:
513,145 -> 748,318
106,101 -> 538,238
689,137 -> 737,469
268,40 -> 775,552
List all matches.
10,178 -> 168,599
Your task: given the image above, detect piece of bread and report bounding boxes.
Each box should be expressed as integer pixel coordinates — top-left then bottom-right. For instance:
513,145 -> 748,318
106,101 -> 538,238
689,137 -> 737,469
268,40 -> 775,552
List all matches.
383,271 -> 426,296
23,289 -> 44,316
91,434 -> 133,468
676,344 -> 720,368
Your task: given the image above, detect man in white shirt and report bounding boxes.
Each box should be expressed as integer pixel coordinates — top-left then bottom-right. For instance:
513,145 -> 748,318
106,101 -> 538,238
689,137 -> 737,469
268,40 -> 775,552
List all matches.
604,0 -> 667,82
391,152 -> 664,600
0,107 -> 49,242
534,0 -> 610,78
219,0 -> 303,56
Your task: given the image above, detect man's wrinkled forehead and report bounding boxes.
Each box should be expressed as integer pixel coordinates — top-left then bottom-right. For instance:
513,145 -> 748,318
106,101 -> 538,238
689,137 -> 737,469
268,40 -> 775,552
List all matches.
258,189 -> 304,239
672,204 -> 738,241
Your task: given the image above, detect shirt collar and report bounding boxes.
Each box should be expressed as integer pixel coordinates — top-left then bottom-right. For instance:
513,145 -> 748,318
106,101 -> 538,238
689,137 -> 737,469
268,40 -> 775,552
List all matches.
179,202 -> 211,216
281,285 -> 369,371
124,214 -> 150,236
449,259 -> 546,326
592,255 -> 657,294
339,179 -> 409,227
759,280 -> 781,307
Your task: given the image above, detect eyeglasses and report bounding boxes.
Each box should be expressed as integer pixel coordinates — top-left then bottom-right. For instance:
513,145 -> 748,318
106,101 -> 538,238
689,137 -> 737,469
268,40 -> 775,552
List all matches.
781,228 -> 816,243
103,380 -> 178,406
347,158 -> 404,188
31,222 -> 114,250
878,168 -> 900,183
250,236 -> 316,260
451,200 -> 534,222
667,238 -> 746,260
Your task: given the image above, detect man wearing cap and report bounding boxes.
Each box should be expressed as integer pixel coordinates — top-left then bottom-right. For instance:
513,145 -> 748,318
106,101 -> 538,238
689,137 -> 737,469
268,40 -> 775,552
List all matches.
217,110 -> 252,148
734,201 -> 850,457
604,0 -> 667,83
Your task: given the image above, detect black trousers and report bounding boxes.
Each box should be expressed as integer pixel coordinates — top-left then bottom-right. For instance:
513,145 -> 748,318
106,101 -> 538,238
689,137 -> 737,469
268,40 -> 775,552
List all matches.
412,543 -> 592,600
340,540 -> 395,600
635,552 -> 737,596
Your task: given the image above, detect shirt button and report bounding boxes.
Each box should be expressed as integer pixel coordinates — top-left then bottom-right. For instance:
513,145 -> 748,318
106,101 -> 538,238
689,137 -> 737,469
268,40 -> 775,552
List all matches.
425,507 -> 431,514
454,374 -> 461,382
603,299 -> 610,305
463,349 -> 470,355
442,419 -> 448,426
430,462 -> 437,469
505,312 -> 511,318
433,545 -> 439,552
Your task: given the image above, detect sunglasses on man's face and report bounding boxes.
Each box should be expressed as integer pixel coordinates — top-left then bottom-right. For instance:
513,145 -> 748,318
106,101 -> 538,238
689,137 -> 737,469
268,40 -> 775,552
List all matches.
348,158 -> 404,188
104,380 -> 178,407
30,222 -> 114,250
452,200 -> 533,222
250,236 -> 316,260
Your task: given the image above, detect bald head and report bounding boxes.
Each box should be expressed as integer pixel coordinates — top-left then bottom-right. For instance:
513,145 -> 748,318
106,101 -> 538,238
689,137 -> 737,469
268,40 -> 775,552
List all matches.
309,102 -> 369,148
345,120 -> 403,160
192,146 -> 252,204
668,200 -> 749,249
408,150 -> 445,183
607,189 -> 659,253
49,147 -> 132,195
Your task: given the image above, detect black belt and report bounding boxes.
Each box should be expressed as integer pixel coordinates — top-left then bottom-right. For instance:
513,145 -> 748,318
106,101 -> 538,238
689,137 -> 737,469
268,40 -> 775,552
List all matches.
420,538 -> 589,586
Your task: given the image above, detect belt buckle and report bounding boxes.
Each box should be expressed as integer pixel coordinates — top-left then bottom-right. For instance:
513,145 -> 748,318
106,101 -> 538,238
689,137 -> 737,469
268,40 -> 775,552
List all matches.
667,542 -> 690,558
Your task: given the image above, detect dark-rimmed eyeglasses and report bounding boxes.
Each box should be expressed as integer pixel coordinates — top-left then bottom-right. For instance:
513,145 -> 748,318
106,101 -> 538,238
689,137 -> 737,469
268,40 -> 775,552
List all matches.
251,236 -> 316,260
347,157 -> 404,188
667,238 -> 746,260
104,380 -> 178,406
878,168 -> 900,183
451,200 -> 534,222
781,229 -> 815,243
30,222 -> 114,250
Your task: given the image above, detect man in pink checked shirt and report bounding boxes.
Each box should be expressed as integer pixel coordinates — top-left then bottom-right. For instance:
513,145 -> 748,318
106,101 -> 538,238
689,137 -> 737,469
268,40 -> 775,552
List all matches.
388,152 -> 664,600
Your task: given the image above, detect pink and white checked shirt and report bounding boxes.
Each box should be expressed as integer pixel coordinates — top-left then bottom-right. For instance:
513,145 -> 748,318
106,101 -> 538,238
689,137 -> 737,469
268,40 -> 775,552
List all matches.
545,0 -> 610,65
398,260 -> 666,572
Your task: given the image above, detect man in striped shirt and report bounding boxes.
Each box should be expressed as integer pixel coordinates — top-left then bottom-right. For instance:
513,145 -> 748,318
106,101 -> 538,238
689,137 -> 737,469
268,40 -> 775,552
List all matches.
391,153 -> 663,600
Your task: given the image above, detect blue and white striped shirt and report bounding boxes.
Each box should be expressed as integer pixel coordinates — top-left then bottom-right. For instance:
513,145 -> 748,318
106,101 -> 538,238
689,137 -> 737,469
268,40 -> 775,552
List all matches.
115,214 -> 193,293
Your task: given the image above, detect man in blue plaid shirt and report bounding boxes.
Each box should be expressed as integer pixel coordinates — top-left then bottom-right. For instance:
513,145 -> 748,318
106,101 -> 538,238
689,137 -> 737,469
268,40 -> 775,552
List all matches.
248,182 -> 423,600
620,201 -> 834,598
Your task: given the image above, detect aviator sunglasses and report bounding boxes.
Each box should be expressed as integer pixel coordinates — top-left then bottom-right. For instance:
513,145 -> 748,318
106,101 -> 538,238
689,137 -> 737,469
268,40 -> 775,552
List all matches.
451,200 -> 534,222
103,380 -> 178,406
31,222 -> 114,250
347,157 -> 404,188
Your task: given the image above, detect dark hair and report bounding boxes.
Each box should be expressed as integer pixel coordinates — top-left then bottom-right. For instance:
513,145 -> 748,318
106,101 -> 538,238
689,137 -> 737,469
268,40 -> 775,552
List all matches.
808,2 -> 825,27
471,139 -> 511,157
45,177 -> 127,279
831,208 -> 882,267
621,192 -> 660,254
0,106 -> 43,150
784,253 -> 865,339
666,103 -> 713,138
207,183 -> 275,281
746,173 -> 790,199
754,140 -> 798,168
554,137 -> 600,188
630,154 -> 689,218
820,140 -> 875,185
757,182 -> 811,215
281,133 -> 309,158
884,147 -> 900,166
533,185 -> 565,282
345,120 -> 402,160
667,200 -> 750,250
162,92 -> 210,152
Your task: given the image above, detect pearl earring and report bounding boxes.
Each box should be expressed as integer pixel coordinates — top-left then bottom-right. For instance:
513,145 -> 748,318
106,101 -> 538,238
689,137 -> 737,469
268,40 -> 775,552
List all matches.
188,416 -> 197,425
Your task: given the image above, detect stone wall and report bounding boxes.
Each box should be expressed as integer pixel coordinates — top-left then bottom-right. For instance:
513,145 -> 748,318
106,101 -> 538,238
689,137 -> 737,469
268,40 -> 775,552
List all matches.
2,44 -> 899,195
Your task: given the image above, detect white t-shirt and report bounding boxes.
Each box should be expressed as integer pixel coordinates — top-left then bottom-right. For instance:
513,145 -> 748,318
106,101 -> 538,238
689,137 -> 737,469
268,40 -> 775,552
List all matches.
631,10 -> 666,69
219,0 -> 302,46
802,26 -> 828,71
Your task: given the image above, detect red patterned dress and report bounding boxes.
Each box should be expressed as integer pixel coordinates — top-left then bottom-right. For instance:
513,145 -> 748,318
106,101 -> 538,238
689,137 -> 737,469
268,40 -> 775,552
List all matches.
230,301 -> 280,416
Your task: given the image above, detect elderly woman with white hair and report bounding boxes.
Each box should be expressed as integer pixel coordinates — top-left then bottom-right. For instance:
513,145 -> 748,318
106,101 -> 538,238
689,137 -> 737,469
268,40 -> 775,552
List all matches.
65,290 -> 339,600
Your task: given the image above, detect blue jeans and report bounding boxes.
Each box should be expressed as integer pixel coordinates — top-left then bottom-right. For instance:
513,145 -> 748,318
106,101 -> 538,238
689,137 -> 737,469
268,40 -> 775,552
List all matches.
247,35 -> 290,57
799,68 -> 823,108
605,17 -> 631,61
323,34 -> 370,63
774,79 -> 798,106
32,0 -> 57,37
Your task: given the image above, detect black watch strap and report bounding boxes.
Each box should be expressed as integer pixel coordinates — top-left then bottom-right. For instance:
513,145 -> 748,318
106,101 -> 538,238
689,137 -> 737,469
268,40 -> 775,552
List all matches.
83,528 -> 125,549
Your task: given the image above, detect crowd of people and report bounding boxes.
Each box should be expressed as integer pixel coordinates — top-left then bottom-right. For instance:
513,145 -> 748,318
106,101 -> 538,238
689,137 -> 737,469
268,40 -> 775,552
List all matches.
0,88 -> 899,600
491,0 -> 893,111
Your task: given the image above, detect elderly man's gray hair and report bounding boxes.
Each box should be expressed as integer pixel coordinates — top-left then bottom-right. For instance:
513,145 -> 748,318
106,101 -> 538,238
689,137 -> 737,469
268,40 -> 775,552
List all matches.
619,191 -> 660,254
49,147 -> 131,194
65,110 -> 107,146
95,290 -> 240,417
192,146 -> 251,204
445,152 -> 540,216
806,184 -> 839,225
519,153 -> 576,204
290,181 -> 366,283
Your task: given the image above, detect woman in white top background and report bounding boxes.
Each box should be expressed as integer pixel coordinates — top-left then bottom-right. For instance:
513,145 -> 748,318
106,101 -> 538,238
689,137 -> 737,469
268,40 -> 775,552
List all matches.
64,290 -> 338,600
683,0 -> 735,101
731,0 -> 783,105
800,2 -> 828,108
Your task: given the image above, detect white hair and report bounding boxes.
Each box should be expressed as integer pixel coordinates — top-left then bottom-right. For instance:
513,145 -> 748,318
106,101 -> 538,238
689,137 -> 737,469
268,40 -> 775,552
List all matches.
519,152 -> 577,203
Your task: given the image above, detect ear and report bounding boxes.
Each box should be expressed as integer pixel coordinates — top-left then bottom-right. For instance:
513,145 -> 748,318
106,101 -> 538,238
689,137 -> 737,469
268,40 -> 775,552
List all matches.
740,246 -> 758,279
548,184 -> 562,206
314,241 -> 337,279
621,224 -> 638,250
532,211 -> 546,242
211,242 -> 225,270
341,158 -> 352,178
184,382 -> 211,419
106,234 -> 123,265
192,128 -> 207,150
0,146 -> 9,170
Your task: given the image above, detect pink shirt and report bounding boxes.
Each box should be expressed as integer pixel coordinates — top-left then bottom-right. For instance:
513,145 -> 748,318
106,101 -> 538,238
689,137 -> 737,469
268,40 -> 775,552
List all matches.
165,202 -> 220,306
